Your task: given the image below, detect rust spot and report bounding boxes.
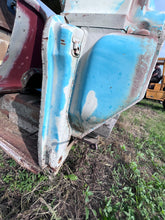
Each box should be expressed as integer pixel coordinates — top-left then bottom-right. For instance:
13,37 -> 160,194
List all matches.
138,0 -> 146,9
58,156 -> 63,164
0,109 -> 9,117
60,39 -> 66,45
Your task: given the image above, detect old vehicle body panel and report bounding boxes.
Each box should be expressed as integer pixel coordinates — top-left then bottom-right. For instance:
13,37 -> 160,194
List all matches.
0,0 -> 46,92
38,0 -> 165,172
0,0 -> 165,173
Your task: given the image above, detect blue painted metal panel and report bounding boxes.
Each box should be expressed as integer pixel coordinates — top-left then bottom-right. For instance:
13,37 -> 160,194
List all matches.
41,16 -> 66,148
38,0 -> 165,172
39,15 -> 85,170
69,34 -> 157,132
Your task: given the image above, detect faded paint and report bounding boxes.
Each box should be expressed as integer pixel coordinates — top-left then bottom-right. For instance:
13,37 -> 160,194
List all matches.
144,11 -> 165,26
0,0 -> 164,174
0,6 -> 30,80
38,14 -> 86,170
64,0 -> 132,14
0,0 -> 46,92
69,33 -> 157,135
114,0 -> 125,11
81,90 -> 98,121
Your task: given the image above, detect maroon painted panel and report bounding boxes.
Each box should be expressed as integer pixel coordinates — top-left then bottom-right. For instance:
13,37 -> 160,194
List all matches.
0,0 -> 45,92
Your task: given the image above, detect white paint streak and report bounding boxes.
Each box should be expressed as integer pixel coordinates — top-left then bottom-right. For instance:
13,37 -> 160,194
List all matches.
0,6 -> 30,78
81,90 -> 97,121
24,0 -> 40,11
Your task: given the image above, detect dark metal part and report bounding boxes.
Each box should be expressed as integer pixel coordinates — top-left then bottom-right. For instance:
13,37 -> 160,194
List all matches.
0,93 -> 41,173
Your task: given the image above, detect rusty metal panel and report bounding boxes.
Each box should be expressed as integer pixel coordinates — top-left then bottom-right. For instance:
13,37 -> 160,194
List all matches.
0,0 -> 164,174
0,0 -> 46,92
38,0 -> 165,172
38,15 -> 87,171
69,33 -> 157,136
0,94 -> 40,173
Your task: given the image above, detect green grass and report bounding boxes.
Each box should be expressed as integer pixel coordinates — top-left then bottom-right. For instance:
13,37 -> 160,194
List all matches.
0,99 -> 164,219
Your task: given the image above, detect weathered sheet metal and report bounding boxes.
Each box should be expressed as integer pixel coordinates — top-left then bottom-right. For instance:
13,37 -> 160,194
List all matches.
69,34 -> 157,136
0,0 -> 46,92
0,93 -> 40,174
38,0 -> 165,172
39,15 -> 87,170
0,0 -> 165,173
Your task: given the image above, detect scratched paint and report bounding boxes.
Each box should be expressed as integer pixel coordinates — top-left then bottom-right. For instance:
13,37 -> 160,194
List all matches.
39,15 -> 86,169
69,33 -> 157,133
114,0 -> 125,11
81,90 -> 98,121
148,0 -> 155,10
0,0 -> 164,174
144,11 -> 165,25
64,0 -> 132,14
0,5 -> 30,81
0,0 -> 45,92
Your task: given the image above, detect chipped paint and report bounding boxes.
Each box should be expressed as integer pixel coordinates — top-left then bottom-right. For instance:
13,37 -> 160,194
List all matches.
0,6 -> 30,81
114,0 -> 125,11
69,33 -> 158,136
81,90 -> 97,121
38,15 -> 86,170
64,0 -> 132,14
0,0 -> 165,174
0,0 -> 46,92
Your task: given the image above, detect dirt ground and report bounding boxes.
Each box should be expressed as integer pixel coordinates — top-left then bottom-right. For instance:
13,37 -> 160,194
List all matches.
0,100 -> 165,219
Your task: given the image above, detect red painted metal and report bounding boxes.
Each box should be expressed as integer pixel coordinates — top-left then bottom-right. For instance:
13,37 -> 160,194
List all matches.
0,93 -> 40,173
0,0 -> 46,92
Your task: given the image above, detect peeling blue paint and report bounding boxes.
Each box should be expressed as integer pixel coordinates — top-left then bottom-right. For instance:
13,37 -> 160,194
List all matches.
69,34 -> 157,131
134,6 -> 144,19
49,27 -> 73,140
144,11 -> 165,25
148,0 -> 155,10
39,0 -> 165,171
114,0 -> 125,11
42,15 -> 65,143
42,27 -> 55,140
41,15 -> 83,160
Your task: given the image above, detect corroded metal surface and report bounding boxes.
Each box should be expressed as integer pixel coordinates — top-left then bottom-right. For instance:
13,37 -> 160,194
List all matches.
39,0 -> 165,172
0,109 -> 40,173
0,0 -> 165,173
0,0 -> 46,92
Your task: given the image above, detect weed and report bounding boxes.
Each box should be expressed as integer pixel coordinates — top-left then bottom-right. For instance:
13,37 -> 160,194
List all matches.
0,99 -> 164,219
64,174 -> 78,181
2,169 -> 48,193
